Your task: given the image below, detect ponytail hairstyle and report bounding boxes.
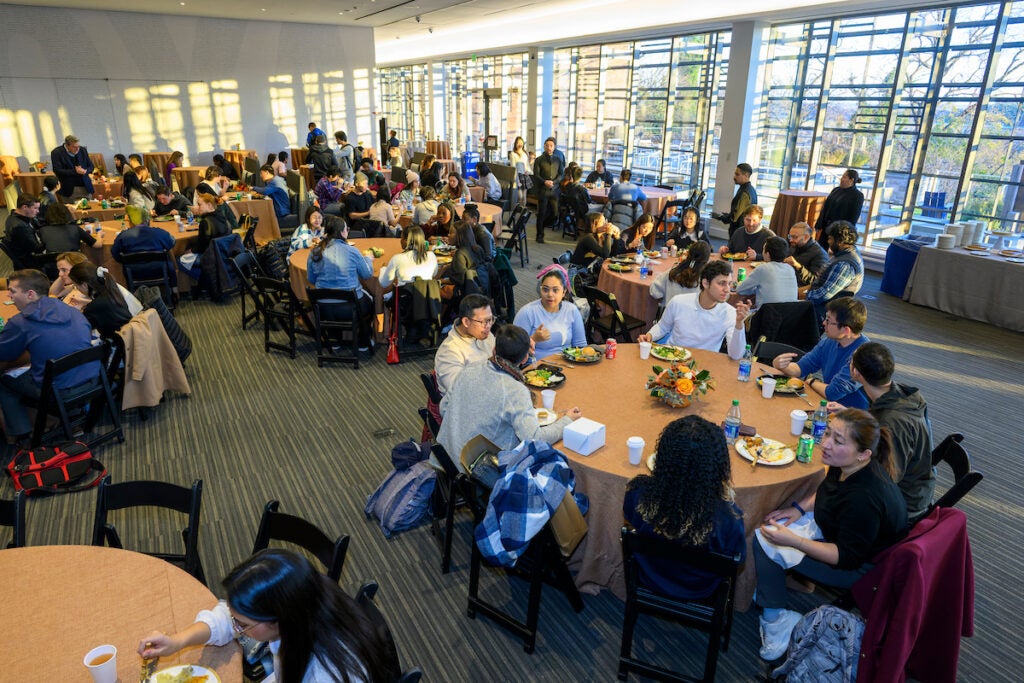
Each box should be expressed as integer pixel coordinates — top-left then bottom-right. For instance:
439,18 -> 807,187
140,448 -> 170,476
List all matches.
68,262 -> 127,309
831,408 -> 898,481
311,216 -> 347,263
668,241 -> 711,288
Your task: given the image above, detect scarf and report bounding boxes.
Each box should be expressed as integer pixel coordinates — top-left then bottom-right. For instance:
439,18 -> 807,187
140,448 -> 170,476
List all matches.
489,353 -> 525,384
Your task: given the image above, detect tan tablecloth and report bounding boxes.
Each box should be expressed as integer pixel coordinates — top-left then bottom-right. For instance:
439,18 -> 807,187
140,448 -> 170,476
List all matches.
93,179 -> 123,198
904,245 -> 1024,332
68,201 -> 127,222
468,186 -> 486,203
172,166 -> 206,191
291,147 -> 308,168
224,150 -> 256,179
0,545 -> 242,682
425,140 -> 451,160
544,348 -> 825,608
289,238 -> 405,341
225,197 -> 280,244
768,190 -> 829,234
143,152 -> 174,177
85,218 -> 198,292
596,254 -> 755,330
588,186 -> 680,218
14,172 -> 46,196
16,172 -> 120,198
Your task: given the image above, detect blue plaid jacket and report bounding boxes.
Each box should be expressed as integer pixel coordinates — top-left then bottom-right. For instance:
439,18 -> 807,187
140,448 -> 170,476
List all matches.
474,440 -> 585,567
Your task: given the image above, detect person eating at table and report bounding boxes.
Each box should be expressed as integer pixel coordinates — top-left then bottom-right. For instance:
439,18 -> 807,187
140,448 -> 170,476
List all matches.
412,186 -> 439,227
438,323 -> 582,469
622,213 -> 657,252
189,192 -> 236,255
607,168 -> 648,203
459,204 -> 495,258
38,202 -> 96,255
422,200 -> 455,240
67,261 -> 139,338
434,293 -> 497,396
342,172 -> 374,222
113,153 -> 130,177
585,158 -> 614,187
0,269 -> 98,445
152,185 -> 192,217
128,154 -> 156,186
559,164 -> 592,229
253,165 -> 291,222
419,153 -> 443,190
49,134 -> 94,200
211,154 -> 239,182
379,225 -> 437,289
623,414 -> 746,599
638,260 -> 750,360
307,217 -> 375,352
570,212 -> 623,266
439,171 -> 471,204
111,210 -> 178,291
806,221 -> 864,322
368,187 -> 401,237
448,221 -> 490,294
359,158 -> 387,192
138,548 -> 392,683
124,170 -> 156,213
782,221 -> 829,287
4,194 -> 44,269
718,205 -> 774,262
734,236 -> 798,306
396,171 -> 421,206
271,150 -> 288,177
314,166 -> 347,216
665,206 -> 711,250
649,241 -> 711,305
755,408 -> 907,661
476,162 -> 502,202
196,165 -> 227,199
772,296 -> 870,409
513,264 -> 587,359
48,251 -> 88,299
289,207 -> 326,256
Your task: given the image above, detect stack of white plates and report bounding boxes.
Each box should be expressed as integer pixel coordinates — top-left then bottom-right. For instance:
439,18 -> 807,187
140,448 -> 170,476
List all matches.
943,223 -> 964,247
936,234 -> 956,249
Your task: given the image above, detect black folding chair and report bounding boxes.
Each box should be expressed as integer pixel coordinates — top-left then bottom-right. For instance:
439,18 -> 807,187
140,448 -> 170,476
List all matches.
120,250 -> 176,310
254,276 -> 310,359
428,443 -> 473,574
356,582 -> 423,682
0,491 -> 26,548
252,500 -> 349,582
230,251 -> 265,330
929,433 -> 983,512
581,285 -> 645,344
306,287 -> 369,368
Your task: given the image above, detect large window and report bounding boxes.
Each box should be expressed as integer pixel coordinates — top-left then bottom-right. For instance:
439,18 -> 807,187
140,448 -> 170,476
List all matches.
758,1 -> 1024,247
377,64 -> 430,147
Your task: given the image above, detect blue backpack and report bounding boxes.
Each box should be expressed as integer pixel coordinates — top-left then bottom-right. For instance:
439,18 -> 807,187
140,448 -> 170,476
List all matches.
365,461 -> 436,539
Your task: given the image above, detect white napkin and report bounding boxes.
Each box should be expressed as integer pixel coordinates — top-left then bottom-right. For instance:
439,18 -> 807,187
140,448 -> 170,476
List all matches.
755,513 -> 823,569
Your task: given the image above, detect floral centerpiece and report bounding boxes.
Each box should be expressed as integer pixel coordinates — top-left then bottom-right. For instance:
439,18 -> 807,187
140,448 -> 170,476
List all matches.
31,161 -> 47,172
646,359 -> 714,408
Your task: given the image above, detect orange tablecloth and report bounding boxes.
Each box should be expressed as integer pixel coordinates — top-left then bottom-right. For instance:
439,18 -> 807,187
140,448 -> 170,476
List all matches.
14,172 -> 46,196
223,150 -> 256,179
172,166 -> 206,191
84,218 -> 198,292
425,140 -> 451,160
0,545 -> 242,682
143,152 -> 174,177
468,186 -> 486,203
68,200 -> 127,222
289,238 -> 405,341
291,147 -> 308,168
225,197 -> 280,244
93,179 -> 123,198
546,348 -> 825,608
768,189 -> 829,234
299,166 -> 314,190
588,186 -> 680,217
596,254 -> 757,329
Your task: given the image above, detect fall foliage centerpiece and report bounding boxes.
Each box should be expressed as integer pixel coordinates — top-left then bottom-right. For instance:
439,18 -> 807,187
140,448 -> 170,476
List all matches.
645,359 -> 714,408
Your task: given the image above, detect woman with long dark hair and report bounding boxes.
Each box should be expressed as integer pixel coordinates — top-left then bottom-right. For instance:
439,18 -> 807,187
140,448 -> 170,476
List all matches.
649,241 -> 711,304
138,549 -> 391,683
624,415 -> 745,599
622,213 -> 657,251
67,261 -> 139,336
165,151 -> 184,185
124,170 -> 155,213
449,221 -> 488,293
308,217 -> 375,350
419,153 -> 441,189
665,206 -> 711,249
755,408 -> 908,660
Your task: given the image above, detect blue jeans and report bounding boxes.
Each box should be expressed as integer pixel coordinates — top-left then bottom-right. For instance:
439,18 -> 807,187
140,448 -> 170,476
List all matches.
753,536 -> 869,609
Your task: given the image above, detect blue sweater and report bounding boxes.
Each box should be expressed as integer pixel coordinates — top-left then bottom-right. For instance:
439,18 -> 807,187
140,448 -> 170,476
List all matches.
513,299 -> 586,358
798,334 -> 870,408
111,224 -> 175,260
0,297 -> 98,386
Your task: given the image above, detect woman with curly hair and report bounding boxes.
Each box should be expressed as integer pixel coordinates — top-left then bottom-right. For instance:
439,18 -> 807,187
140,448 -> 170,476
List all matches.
623,415 -> 745,599
649,241 -> 711,304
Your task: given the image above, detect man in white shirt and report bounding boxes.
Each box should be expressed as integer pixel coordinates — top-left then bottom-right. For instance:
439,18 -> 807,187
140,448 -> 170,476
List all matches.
639,260 -> 750,359
434,294 -> 496,396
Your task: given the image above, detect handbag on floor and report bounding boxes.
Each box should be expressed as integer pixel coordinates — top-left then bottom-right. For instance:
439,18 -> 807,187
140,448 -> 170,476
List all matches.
5,441 -> 106,496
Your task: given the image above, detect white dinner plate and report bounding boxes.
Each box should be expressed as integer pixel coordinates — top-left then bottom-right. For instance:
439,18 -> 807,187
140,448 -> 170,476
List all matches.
734,436 -> 796,466
650,344 -> 692,362
534,407 -> 557,426
147,664 -> 221,683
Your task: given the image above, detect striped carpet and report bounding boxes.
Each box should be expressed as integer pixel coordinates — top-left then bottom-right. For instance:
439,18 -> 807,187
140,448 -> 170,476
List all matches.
1,223 -> 1020,682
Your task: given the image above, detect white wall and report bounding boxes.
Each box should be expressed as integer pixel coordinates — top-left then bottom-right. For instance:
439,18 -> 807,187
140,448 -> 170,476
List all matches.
0,4 -> 377,171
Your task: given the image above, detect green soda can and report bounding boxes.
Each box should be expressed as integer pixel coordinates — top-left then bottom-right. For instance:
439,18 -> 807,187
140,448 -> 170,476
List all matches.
797,434 -> 814,463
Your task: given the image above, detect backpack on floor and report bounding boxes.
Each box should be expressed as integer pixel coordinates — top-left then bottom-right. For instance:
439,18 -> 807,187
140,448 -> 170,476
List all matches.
772,605 -> 865,683
365,460 -> 436,539
5,441 -> 107,496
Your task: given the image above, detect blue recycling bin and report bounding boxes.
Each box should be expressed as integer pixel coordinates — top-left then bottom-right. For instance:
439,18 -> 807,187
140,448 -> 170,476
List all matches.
881,234 -> 934,298
462,151 -> 480,180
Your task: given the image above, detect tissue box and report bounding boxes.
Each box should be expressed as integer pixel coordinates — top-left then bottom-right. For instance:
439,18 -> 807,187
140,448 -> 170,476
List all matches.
562,417 -> 606,456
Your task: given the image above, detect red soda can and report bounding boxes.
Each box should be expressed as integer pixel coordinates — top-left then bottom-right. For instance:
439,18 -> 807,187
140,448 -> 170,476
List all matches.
605,339 -> 617,359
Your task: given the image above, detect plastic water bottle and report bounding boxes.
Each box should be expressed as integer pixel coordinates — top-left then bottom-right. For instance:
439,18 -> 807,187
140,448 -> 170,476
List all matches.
737,344 -> 752,381
186,209 -> 194,225
812,400 -> 829,444
635,242 -> 644,265
724,400 -> 742,444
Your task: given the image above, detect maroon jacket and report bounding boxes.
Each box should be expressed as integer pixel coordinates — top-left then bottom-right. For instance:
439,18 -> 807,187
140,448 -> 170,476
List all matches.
852,507 -> 974,683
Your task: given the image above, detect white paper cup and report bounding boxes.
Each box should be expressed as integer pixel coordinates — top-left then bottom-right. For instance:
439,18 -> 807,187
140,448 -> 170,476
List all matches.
638,341 -> 652,359
790,409 -> 808,436
761,377 -> 777,398
627,436 -> 645,466
84,644 -> 117,683
541,389 -> 555,411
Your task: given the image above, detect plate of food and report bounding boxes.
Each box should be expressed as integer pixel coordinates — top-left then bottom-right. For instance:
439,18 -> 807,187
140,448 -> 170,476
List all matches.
643,250 -> 661,258
963,244 -> 990,252
563,345 -> 603,363
756,375 -> 805,394
1000,249 -> 1023,257
650,344 -> 692,362
734,436 -> 795,466
147,664 -> 220,683
152,214 -> 175,222
646,453 -> 657,471
524,364 -> 566,388
722,252 -> 747,261
534,407 -> 557,426
608,263 -> 634,272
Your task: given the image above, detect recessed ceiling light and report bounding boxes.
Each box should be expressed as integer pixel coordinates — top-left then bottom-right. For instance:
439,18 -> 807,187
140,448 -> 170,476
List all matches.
261,7 -> 266,11
179,2 -> 185,5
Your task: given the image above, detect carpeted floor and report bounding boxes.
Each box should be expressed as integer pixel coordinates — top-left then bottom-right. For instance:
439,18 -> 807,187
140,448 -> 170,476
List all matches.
1,219 -> 1020,682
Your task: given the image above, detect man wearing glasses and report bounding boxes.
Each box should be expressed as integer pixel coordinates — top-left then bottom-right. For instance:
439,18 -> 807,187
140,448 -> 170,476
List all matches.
782,221 -> 829,287
772,297 -> 870,409
434,294 -> 496,396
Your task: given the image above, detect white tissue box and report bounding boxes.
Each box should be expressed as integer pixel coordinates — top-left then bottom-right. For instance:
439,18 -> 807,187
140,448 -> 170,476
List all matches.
562,417 -> 606,456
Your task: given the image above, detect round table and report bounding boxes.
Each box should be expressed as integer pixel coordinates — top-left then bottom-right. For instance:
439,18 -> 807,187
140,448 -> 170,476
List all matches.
397,201 -> 503,232
289,238 -> 405,341
0,545 -> 242,681
172,166 -> 207,191
541,347 -> 825,609
142,152 -> 174,178
588,186 -> 681,218
68,200 -> 128,222
82,218 -> 199,292
596,253 -> 758,330
223,150 -> 257,179
768,189 -> 829,234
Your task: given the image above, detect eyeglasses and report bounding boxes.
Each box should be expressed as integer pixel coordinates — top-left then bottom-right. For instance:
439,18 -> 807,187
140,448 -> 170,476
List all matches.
823,318 -> 841,328
469,317 -> 496,327
231,615 -> 261,635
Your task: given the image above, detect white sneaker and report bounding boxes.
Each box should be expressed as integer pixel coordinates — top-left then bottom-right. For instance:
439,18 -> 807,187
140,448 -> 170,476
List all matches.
759,609 -> 802,661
